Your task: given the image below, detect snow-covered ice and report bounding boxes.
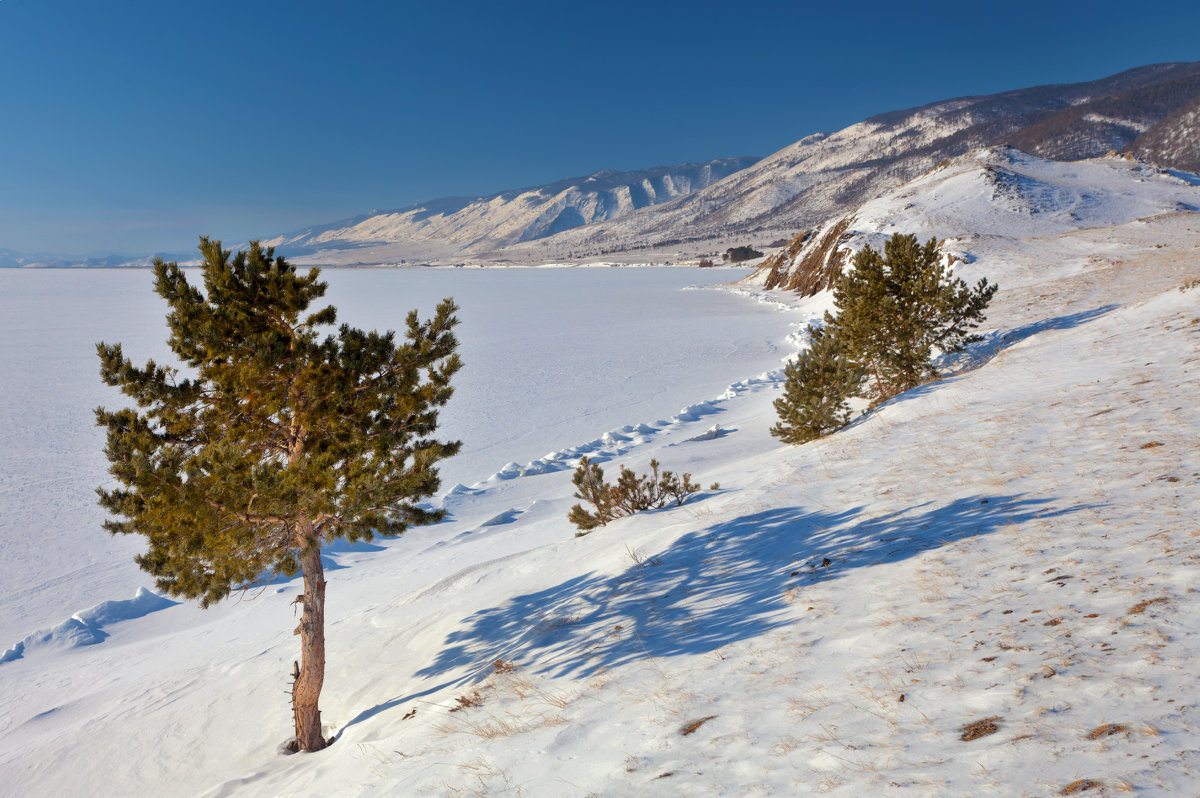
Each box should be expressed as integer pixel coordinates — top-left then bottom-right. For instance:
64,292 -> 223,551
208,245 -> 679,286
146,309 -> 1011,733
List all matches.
0,266 -> 798,646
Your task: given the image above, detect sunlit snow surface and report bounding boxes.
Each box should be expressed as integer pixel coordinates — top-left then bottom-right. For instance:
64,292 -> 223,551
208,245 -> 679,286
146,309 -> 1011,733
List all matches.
0,267 -> 799,645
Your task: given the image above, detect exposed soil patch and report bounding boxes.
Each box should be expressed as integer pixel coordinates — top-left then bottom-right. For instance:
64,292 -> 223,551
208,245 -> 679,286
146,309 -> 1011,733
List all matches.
763,218 -> 853,295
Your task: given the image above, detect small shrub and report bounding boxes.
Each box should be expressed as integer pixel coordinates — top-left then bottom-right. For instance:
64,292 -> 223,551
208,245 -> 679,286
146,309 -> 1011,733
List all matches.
723,246 -> 764,263
829,234 -> 997,403
449,691 -> 484,712
770,324 -> 862,444
568,457 -> 700,533
697,258 -> 715,268
568,458 -> 612,532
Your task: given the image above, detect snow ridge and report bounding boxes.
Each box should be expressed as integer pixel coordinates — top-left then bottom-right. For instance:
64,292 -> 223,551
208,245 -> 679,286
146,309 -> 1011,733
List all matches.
0,588 -> 177,664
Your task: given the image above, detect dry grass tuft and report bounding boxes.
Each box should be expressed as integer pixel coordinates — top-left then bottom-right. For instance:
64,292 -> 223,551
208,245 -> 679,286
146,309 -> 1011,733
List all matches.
1086,723 -> 1130,740
492,658 -> 517,674
680,715 -> 718,736
1061,778 -> 1104,794
1127,597 -> 1168,614
960,716 -> 1001,741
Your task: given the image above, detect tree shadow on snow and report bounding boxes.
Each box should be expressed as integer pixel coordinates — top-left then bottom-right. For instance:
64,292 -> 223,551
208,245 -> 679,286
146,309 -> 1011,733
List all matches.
414,493 -> 1091,683
941,304 -> 1119,376
867,304 -> 1121,413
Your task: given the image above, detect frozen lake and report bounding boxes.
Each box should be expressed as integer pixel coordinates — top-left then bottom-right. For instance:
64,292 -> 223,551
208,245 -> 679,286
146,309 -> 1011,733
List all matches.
0,266 -> 797,642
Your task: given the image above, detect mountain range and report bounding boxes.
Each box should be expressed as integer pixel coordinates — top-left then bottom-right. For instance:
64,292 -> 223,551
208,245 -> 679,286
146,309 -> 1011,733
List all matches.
5,61 -> 1199,268
496,61 -> 1200,264
260,157 -> 758,265
268,60 -> 1200,267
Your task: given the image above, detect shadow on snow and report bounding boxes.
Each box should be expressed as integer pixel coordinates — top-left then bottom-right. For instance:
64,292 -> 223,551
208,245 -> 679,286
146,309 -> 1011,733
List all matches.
414,493 -> 1089,684
862,304 -> 1120,413
941,303 -> 1119,375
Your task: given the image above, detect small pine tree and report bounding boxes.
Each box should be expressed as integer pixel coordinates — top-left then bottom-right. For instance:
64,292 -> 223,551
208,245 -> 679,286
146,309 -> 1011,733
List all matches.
723,246 -> 764,263
771,233 -> 997,445
568,456 -> 612,531
95,238 -> 461,752
828,234 -> 996,403
770,324 -> 863,444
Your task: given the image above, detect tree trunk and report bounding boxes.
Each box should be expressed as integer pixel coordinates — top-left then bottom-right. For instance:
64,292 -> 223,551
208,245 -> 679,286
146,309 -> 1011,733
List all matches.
293,541 -> 327,751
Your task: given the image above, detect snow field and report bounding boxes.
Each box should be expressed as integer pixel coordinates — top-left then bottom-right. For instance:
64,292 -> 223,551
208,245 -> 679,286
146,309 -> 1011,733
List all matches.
1,206 -> 1199,795
0,266 -> 795,645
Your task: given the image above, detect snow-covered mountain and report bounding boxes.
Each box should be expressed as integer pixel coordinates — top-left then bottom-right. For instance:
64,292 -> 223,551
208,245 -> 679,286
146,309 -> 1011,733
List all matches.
751,146 -> 1200,292
509,61 -> 1200,263
261,158 -> 758,263
10,62 -> 1198,270
0,248 -> 161,269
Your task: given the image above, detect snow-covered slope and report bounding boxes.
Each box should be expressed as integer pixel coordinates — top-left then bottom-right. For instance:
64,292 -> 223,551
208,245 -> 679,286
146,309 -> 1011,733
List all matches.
3,139 -> 1200,795
752,146 -> 1200,292
262,158 -> 757,264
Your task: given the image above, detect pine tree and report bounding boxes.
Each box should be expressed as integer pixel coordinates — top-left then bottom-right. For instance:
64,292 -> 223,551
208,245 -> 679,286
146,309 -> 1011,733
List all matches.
567,456 -> 612,531
95,238 -> 461,752
770,324 -> 863,444
828,234 -> 996,403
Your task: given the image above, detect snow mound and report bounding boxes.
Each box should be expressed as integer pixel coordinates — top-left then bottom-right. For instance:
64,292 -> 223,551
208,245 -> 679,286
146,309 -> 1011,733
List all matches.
1,587 -> 177,664
683,424 -> 727,442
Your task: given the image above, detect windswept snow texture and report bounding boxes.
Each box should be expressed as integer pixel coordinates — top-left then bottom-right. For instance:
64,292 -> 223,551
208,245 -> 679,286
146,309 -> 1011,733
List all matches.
1,588 -> 177,664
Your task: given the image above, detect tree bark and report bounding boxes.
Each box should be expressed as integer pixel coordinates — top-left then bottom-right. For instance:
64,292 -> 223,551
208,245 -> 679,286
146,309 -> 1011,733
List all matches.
293,539 -> 327,751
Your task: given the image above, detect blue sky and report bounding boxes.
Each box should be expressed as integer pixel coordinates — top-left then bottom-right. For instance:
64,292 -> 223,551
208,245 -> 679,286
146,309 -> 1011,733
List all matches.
1,0 -> 1197,255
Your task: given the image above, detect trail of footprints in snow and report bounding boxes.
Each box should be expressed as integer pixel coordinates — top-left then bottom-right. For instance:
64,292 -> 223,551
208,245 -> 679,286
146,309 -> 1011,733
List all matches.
434,342 -> 808,540
446,365 -> 792,500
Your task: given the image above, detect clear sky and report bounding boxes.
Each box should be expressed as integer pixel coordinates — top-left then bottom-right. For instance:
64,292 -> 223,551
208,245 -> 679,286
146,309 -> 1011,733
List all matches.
1,0 -> 1198,255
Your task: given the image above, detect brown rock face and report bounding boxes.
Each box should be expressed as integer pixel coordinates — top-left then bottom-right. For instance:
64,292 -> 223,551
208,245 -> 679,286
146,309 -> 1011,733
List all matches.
760,217 -> 855,296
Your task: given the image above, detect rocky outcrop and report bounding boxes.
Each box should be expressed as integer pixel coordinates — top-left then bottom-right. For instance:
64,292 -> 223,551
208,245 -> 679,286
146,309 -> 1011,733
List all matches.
758,219 -> 854,296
